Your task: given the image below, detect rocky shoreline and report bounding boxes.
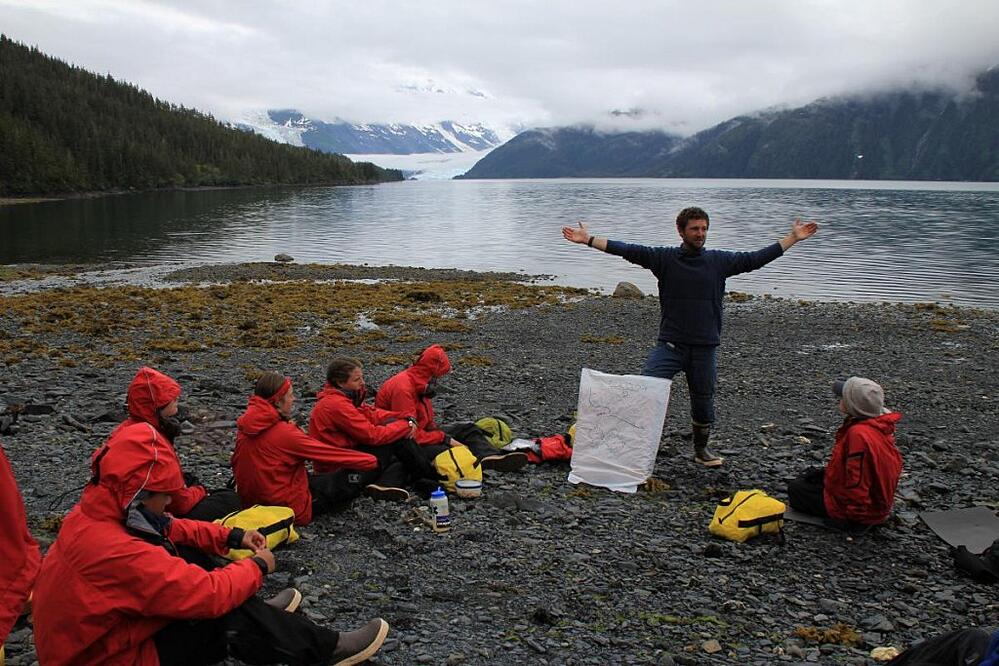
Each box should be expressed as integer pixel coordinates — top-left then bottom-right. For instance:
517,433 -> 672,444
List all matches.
1,262 -> 997,665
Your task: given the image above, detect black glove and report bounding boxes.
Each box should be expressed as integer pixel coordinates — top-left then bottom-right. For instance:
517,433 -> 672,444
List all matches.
183,472 -> 200,487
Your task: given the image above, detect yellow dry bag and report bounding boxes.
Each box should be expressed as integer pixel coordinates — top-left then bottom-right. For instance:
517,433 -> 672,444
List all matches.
214,505 -> 300,560
708,489 -> 785,543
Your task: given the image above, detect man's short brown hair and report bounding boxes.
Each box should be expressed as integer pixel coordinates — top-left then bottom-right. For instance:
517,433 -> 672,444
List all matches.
676,207 -> 709,231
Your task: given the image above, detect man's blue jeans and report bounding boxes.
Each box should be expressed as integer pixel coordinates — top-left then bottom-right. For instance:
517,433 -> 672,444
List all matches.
642,341 -> 717,426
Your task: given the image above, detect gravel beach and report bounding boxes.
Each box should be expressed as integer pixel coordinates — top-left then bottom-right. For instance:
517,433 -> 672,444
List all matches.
1,262 -> 997,665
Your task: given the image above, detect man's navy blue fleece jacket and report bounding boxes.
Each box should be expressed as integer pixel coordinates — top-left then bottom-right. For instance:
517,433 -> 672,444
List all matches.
604,241 -> 784,346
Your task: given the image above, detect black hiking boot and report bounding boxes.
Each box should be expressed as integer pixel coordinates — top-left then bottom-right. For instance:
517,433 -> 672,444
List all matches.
692,423 -> 723,467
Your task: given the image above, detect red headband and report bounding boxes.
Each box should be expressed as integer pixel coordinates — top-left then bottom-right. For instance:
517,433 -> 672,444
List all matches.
267,377 -> 292,405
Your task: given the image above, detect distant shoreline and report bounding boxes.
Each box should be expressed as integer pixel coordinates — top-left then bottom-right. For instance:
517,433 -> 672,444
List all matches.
0,180 -> 398,207
0,196 -> 62,205
1,261 -> 996,314
1,186 -> 261,206
6,177 -> 999,207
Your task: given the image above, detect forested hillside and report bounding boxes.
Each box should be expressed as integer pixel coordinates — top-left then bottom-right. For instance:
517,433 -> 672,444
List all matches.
0,36 -> 401,196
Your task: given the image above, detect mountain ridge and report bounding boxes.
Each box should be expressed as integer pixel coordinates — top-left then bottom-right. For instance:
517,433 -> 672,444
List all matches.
236,110 -> 508,155
460,69 -> 999,182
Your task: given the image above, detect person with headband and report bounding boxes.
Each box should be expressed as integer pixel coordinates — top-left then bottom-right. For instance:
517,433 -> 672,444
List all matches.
33,422 -> 391,665
232,371 -> 380,525
375,344 -> 528,472
787,376 -> 903,526
309,357 -> 441,502
102,366 -> 241,521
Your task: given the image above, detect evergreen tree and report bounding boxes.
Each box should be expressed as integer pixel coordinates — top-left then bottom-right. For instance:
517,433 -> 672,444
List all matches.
0,35 -> 402,196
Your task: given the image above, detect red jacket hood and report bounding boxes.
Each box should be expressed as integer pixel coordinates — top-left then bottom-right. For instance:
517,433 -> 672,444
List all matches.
408,345 -> 451,391
849,411 -> 902,433
127,367 -> 181,426
86,423 -> 185,517
237,395 -> 283,437
317,382 -> 340,401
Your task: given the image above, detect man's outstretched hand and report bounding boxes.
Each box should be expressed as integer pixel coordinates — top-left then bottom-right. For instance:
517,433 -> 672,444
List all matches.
781,219 -> 819,250
562,222 -> 590,244
791,219 -> 819,241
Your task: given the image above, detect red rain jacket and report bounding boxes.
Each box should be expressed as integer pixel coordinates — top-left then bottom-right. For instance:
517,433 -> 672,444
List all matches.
33,422 -> 262,666
823,411 -> 904,525
526,434 -> 574,465
0,441 -> 40,645
375,345 -> 451,446
308,384 -> 411,474
108,367 -> 206,515
232,395 -> 378,525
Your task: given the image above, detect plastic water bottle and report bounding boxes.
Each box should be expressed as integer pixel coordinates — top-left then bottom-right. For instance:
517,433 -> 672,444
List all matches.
429,487 -> 451,532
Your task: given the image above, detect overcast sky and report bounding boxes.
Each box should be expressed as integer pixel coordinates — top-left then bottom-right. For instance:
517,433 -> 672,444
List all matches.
3,0 -> 998,135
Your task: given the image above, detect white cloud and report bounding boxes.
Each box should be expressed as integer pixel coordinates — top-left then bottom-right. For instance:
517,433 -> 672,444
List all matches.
1,0 -> 256,35
2,0 -> 997,134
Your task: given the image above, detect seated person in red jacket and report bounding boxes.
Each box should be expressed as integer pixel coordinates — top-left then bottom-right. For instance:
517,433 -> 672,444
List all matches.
375,344 -> 528,471
1,439 -> 41,658
787,376 -> 903,526
106,366 -> 241,521
33,418 -> 389,666
309,357 -> 441,502
233,372 -> 379,525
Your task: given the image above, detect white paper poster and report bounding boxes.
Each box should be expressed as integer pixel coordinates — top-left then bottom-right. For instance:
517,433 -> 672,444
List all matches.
568,368 -> 670,493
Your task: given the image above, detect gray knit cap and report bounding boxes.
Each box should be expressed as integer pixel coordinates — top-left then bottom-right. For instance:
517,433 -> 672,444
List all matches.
833,377 -> 889,419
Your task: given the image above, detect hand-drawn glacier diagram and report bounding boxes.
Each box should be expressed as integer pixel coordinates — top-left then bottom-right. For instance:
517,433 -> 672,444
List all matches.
569,368 -> 670,492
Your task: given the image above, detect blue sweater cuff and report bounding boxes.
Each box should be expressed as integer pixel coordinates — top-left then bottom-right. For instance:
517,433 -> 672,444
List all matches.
604,239 -> 626,255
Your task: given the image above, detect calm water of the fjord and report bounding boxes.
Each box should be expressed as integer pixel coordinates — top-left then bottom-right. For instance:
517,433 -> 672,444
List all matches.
3,179 -> 998,308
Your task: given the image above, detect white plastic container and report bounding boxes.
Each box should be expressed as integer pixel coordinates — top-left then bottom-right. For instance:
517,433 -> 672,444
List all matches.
429,487 -> 451,532
455,478 -> 483,498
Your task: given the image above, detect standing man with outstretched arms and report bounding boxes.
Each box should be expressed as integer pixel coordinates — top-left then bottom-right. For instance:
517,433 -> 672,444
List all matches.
562,207 -> 818,467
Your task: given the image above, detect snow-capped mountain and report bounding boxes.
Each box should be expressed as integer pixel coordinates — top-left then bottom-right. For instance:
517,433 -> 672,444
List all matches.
237,110 -> 510,155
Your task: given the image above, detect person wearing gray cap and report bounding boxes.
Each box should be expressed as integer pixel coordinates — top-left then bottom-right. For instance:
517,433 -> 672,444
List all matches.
787,377 -> 903,526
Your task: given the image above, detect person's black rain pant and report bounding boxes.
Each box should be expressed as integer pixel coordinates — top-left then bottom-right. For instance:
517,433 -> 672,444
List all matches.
421,422 -> 502,462
308,469 -> 365,516
787,466 -> 828,518
357,437 -> 439,488
887,628 -> 992,666
181,488 -> 243,522
154,595 -> 339,666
